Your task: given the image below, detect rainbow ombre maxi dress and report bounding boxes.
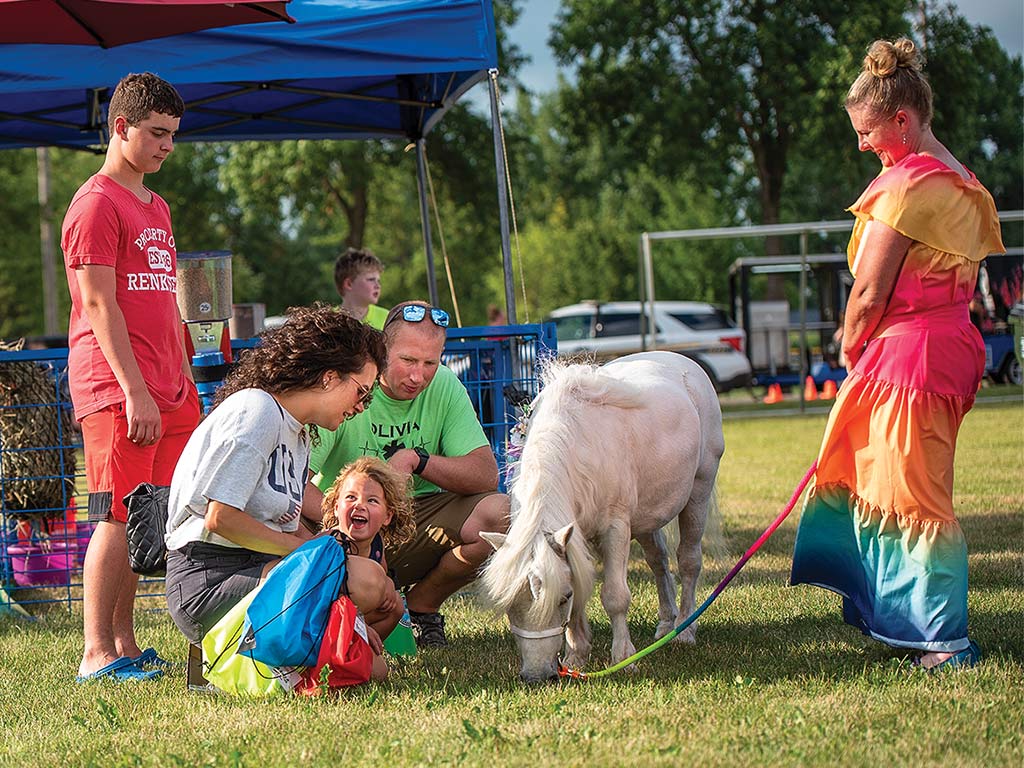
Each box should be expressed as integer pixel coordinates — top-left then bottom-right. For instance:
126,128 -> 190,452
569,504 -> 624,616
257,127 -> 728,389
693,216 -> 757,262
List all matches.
790,154 -> 1004,653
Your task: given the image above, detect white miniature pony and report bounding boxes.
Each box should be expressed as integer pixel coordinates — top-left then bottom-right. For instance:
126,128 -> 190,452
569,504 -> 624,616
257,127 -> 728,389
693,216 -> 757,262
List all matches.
481,351 -> 724,682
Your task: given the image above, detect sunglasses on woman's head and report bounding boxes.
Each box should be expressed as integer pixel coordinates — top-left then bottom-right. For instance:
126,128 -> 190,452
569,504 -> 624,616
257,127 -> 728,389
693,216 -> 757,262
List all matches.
349,377 -> 374,407
386,304 -> 450,329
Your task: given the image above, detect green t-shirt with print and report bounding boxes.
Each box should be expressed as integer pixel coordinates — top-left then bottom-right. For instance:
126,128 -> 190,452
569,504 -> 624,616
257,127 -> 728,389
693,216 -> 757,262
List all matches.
311,364 -> 488,496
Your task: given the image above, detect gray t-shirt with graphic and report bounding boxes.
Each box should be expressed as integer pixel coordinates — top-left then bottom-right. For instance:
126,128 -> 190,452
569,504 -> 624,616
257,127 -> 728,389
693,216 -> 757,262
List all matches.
166,388 -> 309,551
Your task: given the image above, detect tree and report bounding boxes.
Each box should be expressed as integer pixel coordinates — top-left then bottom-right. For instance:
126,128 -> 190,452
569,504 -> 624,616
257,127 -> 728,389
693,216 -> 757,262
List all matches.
918,2 -> 1023,212
0,148 -> 103,339
550,0 -> 913,248
494,89 -> 742,317
0,150 -> 42,338
205,0 -> 531,321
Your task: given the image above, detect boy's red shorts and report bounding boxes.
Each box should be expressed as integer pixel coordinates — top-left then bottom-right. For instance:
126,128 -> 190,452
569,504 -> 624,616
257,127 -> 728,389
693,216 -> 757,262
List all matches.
81,385 -> 200,524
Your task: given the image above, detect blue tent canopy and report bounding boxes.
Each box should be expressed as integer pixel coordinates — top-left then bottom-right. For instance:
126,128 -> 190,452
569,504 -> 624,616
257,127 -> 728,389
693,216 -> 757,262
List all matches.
0,0 -> 498,150
0,0 -> 518,318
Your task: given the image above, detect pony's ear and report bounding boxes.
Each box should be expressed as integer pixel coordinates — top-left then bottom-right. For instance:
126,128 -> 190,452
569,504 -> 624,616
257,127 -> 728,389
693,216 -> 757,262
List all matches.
544,524 -> 574,558
480,532 -> 507,551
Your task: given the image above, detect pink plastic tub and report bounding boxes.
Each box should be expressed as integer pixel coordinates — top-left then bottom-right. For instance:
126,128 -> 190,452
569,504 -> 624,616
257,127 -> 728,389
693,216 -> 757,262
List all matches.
7,542 -> 75,587
75,521 -> 97,566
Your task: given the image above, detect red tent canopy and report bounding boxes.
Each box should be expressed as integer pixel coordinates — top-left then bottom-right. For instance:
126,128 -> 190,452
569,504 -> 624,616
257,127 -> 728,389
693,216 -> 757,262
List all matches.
0,0 -> 292,47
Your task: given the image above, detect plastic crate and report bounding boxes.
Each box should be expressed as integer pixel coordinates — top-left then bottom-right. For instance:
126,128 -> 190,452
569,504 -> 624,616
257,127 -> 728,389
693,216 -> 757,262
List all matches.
440,323 -> 556,489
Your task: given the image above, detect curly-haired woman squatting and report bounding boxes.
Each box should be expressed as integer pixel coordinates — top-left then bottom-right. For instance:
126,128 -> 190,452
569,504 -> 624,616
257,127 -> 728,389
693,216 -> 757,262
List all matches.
320,456 -> 416,643
164,304 -> 394,658
790,38 -> 1004,671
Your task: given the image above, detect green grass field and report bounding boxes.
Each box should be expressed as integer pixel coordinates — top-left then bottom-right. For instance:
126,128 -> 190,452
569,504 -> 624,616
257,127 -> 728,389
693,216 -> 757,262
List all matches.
1,401 -> 1020,768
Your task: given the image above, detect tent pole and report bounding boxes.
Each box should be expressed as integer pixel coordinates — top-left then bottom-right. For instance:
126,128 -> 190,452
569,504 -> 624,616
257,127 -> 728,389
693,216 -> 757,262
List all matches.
37,147 -> 59,335
642,232 -> 656,351
415,138 -> 439,307
798,231 -> 809,414
488,70 -> 517,324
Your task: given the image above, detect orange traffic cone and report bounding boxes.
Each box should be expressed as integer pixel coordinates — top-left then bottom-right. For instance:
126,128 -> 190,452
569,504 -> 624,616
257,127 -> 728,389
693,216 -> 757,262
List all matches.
763,383 -> 783,404
821,379 -> 838,399
804,376 -> 818,401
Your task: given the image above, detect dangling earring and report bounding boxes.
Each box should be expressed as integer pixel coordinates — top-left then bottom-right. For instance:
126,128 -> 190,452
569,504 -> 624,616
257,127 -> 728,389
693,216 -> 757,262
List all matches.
901,133 -> 907,145
322,378 -> 330,390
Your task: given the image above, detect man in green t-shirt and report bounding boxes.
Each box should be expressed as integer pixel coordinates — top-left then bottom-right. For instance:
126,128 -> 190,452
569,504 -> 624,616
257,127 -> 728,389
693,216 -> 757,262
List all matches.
303,301 -> 509,647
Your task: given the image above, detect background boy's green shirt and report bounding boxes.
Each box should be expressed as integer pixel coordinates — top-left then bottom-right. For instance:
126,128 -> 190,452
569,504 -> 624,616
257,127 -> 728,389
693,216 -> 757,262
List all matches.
311,365 -> 489,496
365,304 -> 389,330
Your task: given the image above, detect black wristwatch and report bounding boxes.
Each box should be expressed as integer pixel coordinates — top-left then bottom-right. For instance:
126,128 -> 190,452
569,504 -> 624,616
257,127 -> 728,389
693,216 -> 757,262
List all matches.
412,446 -> 430,475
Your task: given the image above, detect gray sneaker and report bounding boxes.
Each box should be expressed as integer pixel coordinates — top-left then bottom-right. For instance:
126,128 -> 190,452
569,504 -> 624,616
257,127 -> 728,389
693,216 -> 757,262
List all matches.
409,610 -> 448,647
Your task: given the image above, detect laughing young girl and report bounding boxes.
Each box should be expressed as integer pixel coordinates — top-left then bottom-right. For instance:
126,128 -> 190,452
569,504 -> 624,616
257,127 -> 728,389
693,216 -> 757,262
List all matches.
321,457 -> 416,650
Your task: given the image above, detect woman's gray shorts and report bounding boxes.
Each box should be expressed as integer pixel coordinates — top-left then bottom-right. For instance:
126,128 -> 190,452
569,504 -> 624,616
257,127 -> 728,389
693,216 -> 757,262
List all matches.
165,542 -> 278,643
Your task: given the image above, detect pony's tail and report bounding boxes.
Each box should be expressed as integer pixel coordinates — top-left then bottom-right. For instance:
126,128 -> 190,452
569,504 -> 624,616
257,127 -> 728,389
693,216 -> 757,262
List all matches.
701,485 -> 727,565
542,359 -> 646,410
662,484 -> 727,574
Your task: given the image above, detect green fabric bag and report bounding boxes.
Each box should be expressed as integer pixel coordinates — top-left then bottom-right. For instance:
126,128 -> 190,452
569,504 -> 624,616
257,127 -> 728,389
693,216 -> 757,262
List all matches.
202,585 -> 299,696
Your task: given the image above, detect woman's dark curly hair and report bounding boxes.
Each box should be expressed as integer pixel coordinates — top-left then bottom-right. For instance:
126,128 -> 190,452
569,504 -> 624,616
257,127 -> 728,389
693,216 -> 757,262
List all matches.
213,303 -> 387,436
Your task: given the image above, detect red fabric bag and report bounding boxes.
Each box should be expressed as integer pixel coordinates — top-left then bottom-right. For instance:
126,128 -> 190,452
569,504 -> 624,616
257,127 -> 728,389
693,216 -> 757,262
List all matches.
295,596 -> 374,694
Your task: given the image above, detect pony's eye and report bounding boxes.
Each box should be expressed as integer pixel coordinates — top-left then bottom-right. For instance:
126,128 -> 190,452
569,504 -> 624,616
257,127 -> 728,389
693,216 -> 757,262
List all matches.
560,592 -> 572,606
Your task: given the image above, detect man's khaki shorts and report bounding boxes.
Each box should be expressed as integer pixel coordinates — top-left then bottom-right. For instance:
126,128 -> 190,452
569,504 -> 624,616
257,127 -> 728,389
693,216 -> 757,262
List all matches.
388,490 -> 499,588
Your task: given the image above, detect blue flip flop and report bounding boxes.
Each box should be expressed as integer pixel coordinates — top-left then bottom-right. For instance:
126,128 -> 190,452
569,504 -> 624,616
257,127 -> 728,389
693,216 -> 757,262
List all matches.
913,640 -> 982,673
134,647 -> 175,668
76,656 -> 163,682
931,640 -> 982,672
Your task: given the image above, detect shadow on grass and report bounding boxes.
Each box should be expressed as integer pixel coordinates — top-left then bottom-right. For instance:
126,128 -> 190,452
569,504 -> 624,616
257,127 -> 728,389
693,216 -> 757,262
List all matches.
962,511 -> 1024,555
391,616 -> 877,695
402,601 -> 1024,698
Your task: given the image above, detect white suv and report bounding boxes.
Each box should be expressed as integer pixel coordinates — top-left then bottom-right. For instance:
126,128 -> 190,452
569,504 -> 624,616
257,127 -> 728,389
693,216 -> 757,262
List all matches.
547,301 -> 752,392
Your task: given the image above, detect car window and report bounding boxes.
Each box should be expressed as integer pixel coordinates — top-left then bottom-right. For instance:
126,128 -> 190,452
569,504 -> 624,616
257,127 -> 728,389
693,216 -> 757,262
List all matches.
669,309 -> 735,331
595,312 -> 643,338
554,314 -> 593,341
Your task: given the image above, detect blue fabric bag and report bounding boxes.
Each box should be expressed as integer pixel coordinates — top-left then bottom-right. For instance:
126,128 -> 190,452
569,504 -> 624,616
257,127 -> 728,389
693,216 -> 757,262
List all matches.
239,535 -> 347,668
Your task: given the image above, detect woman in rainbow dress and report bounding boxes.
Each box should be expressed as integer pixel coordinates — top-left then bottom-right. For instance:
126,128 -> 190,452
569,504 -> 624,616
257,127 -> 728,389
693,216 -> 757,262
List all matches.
790,37 -> 1004,671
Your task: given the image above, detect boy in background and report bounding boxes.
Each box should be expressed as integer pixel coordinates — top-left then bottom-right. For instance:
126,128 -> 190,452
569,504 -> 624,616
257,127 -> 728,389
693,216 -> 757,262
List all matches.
335,247 -> 388,329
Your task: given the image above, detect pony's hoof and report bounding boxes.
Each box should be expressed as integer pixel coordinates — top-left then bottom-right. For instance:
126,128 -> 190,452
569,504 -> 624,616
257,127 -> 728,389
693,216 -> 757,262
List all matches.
654,620 -> 677,640
671,628 -> 697,645
611,644 -> 637,666
563,653 -> 589,669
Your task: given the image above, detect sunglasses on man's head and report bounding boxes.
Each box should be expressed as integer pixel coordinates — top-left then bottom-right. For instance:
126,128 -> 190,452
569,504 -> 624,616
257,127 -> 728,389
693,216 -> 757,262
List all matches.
387,304 -> 450,329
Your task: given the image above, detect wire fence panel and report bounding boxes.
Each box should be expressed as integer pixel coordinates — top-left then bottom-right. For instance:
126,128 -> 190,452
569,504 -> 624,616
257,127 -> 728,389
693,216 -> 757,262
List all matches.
441,323 -> 556,491
0,324 -> 555,612
0,348 -> 90,610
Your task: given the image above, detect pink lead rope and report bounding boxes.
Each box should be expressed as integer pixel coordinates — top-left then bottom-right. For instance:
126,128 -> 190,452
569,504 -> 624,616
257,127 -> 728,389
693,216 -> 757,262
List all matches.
559,460 -> 818,680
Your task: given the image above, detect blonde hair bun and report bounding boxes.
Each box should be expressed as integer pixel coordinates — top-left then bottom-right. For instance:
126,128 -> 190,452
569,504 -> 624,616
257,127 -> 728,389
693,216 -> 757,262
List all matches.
864,38 -> 921,78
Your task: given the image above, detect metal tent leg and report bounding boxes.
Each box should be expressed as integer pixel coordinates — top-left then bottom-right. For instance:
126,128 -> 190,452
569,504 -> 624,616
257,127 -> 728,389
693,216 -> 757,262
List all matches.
488,70 -> 517,325
415,138 -> 439,307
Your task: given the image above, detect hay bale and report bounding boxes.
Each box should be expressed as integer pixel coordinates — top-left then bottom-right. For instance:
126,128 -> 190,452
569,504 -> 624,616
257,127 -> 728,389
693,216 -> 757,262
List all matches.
0,341 -> 77,518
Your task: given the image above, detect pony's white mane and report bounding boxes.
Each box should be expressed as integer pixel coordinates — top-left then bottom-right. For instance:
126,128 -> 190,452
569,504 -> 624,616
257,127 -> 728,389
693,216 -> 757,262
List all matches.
483,359 -> 648,622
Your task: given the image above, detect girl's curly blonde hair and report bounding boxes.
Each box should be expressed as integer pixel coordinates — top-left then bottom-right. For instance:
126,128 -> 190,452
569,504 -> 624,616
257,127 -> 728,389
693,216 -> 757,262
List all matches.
321,456 -> 416,550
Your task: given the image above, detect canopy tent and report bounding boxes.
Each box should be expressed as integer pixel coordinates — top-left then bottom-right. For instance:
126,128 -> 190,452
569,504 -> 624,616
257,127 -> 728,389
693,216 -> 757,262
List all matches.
0,0 -> 295,48
0,0 -> 518,317
0,0 -> 497,148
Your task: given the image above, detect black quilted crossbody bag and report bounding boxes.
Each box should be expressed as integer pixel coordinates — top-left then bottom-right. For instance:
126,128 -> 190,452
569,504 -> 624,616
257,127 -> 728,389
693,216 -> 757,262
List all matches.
124,483 -> 171,576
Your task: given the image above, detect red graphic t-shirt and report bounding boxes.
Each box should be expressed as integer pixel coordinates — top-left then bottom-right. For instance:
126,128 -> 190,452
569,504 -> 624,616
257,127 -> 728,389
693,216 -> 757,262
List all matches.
62,174 -> 190,420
